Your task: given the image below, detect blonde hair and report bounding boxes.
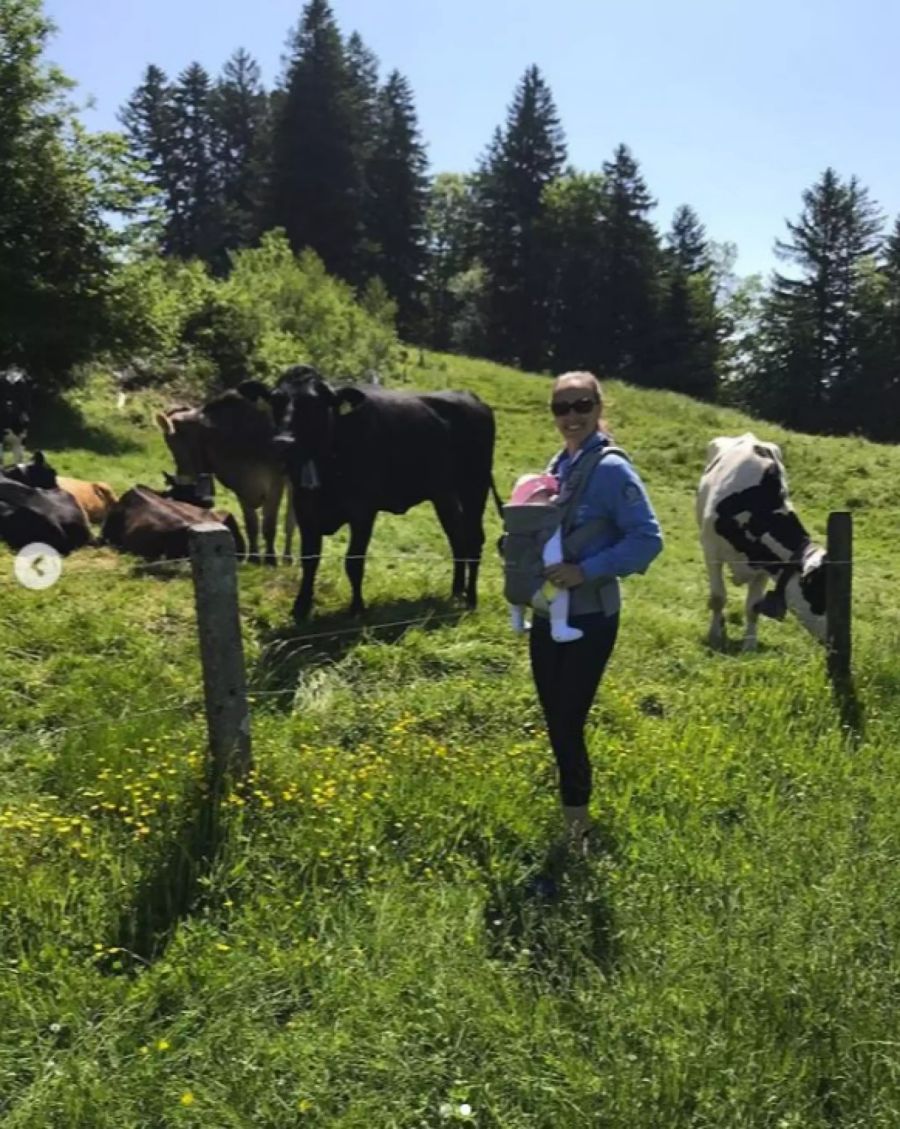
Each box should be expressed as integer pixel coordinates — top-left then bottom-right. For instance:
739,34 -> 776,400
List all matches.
552,371 -> 611,436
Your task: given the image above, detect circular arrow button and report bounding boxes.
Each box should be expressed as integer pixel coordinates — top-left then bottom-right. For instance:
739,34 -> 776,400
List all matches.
14,543 -> 63,590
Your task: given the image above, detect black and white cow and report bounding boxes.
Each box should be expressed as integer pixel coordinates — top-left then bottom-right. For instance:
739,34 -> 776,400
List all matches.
0,368 -> 31,464
697,433 -> 826,650
238,365 -> 499,621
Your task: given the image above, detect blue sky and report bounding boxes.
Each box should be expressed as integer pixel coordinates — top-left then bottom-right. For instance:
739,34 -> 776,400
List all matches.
45,0 -> 900,279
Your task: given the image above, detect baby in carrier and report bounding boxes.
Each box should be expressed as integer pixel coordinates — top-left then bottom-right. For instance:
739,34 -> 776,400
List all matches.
502,472 -> 583,643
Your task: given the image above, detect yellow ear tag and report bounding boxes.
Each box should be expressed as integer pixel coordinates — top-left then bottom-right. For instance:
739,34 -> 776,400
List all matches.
338,400 -> 354,415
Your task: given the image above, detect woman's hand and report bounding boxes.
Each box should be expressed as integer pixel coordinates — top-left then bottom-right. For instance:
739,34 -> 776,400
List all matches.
543,563 -> 585,589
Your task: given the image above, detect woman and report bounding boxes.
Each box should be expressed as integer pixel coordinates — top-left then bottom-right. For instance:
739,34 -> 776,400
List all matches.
529,371 -> 662,857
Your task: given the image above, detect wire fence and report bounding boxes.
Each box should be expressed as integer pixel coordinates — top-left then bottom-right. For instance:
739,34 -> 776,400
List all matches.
0,510 -> 890,757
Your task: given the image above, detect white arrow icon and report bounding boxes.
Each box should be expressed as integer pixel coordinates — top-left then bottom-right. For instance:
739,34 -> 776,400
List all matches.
15,543 -> 62,590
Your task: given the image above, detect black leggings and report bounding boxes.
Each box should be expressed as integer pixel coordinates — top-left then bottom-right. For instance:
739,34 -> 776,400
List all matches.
529,612 -> 620,807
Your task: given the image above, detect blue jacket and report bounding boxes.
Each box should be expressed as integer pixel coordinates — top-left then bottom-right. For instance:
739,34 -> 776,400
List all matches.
549,432 -> 663,614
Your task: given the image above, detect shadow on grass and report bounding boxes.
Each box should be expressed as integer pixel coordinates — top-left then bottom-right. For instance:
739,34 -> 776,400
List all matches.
104,780 -> 227,970
482,822 -> 620,986
248,595 -> 468,702
829,669 -> 865,744
31,395 -> 143,457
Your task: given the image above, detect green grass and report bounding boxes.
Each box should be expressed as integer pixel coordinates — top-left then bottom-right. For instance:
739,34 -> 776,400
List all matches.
2,356 -> 900,1127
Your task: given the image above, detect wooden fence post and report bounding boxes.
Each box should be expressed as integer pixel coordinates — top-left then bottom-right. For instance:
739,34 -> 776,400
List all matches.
826,511 -> 852,681
189,523 -> 252,787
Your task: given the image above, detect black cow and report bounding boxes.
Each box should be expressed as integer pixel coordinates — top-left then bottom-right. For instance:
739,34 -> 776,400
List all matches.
0,368 -> 31,463
101,486 -> 246,561
0,455 -> 92,555
238,365 -> 499,621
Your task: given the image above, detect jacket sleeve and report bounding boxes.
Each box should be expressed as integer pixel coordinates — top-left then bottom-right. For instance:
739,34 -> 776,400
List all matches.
577,457 -> 663,581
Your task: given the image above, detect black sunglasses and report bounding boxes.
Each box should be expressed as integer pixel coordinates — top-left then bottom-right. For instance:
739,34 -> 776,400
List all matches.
550,396 -> 598,417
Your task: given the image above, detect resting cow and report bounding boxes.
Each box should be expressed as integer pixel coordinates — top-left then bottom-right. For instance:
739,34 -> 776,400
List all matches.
0,368 -> 31,463
101,486 -> 245,561
156,392 -> 294,563
696,432 -> 826,650
238,365 -> 498,621
0,465 -> 92,555
3,450 -> 117,525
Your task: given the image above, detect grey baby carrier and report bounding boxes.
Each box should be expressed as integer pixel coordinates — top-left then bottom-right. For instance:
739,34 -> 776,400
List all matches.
501,444 -> 630,607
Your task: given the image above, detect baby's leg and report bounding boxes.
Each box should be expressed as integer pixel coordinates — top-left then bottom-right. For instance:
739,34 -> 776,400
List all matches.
541,526 -> 582,642
509,603 -> 528,633
548,587 -> 582,642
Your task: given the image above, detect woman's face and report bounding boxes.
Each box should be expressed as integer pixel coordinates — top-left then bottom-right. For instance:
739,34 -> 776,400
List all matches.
550,382 -> 601,448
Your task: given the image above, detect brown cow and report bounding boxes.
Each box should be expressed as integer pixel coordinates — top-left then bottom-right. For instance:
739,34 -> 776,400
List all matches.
101,486 -> 245,561
156,391 -> 294,564
56,476 -> 118,525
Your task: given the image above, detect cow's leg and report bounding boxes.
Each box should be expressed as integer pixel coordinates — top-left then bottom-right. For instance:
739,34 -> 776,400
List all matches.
261,481 -> 282,566
282,480 -> 295,565
345,513 -> 376,616
741,571 -> 768,653
706,557 -> 727,649
460,498 -> 487,609
432,495 -> 466,600
293,521 -> 321,622
241,502 -> 260,563
11,433 -> 24,463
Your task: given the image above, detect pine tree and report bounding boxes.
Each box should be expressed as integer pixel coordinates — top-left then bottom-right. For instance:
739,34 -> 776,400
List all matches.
171,62 -> 223,263
269,0 -> 364,282
345,31 -> 380,153
211,49 -> 270,264
474,65 -> 566,369
653,205 -> 719,398
766,168 -> 883,431
120,64 -> 180,251
364,70 -> 429,337
541,171 -> 605,372
420,173 -> 479,350
666,204 -> 709,274
596,143 -> 661,381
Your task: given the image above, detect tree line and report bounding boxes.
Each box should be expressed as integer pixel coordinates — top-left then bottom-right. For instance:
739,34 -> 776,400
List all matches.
3,0 -> 900,440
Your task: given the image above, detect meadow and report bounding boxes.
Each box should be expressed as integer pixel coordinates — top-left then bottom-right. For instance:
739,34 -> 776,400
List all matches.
2,355 -> 900,1128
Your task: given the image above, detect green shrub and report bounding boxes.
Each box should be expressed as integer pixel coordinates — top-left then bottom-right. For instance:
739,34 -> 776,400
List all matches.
102,231 -> 401,392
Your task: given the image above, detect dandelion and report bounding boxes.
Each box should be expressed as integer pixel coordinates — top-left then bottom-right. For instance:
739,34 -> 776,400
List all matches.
180,1091 -> 195,1106
215,942 -> 231,952
156,1039 -> 170,1052
297,1098 -> 314,1113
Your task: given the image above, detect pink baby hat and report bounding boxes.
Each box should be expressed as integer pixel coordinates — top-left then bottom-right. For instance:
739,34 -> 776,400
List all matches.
509,473 -> 559,505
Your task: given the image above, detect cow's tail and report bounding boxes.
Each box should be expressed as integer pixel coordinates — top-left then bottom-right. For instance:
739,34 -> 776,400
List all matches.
490,476 -> 507,560
489,476 -> 504,519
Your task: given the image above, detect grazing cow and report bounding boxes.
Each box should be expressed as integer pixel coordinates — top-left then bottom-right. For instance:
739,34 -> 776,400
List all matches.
156,392 -> 294,563
101,486 -> 245,561
238,365 -> 498,621
697,432 -> 826,651
0,465 -> 92,555
0,368 -> 31,463
3,451 -> 118,525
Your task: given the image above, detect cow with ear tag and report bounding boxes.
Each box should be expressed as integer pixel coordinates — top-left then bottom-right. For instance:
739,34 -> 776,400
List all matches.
238,365 -> 501,623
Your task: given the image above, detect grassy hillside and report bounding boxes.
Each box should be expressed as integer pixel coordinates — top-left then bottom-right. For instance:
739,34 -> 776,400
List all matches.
2,356 -> 900,1128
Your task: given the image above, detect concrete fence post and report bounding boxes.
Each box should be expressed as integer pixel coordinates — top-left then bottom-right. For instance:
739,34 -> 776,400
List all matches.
189,523 -> 252,786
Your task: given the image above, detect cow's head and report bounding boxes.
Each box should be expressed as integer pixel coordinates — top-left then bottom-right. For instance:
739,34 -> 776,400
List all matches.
2,450 -> 56,490
755,546 -> 827,643
156,406 -> 214,493
161,470 -> 215,508
238,365 -> 362,490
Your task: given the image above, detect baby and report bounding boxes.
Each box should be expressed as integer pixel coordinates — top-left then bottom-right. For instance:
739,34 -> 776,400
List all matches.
502,472 -> 583,643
